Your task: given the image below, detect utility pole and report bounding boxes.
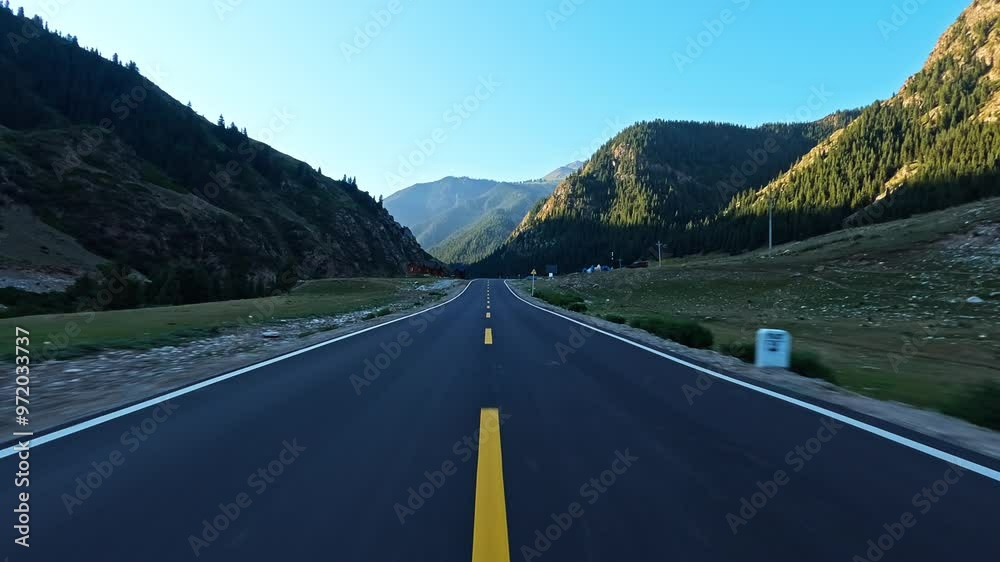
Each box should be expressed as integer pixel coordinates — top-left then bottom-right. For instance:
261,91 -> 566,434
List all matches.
656,241 -> 663,267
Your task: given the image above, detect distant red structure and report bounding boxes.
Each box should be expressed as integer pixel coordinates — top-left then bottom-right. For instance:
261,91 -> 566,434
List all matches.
407,263 -> 449,277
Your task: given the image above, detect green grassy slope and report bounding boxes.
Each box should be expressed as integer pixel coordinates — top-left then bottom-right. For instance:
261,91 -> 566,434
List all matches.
518,197 -> 1000,423
0,278 -> 441,360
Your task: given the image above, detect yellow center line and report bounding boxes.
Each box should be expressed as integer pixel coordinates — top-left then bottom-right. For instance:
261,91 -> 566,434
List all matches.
471,408 -> 510,562
484,328 -> 493,345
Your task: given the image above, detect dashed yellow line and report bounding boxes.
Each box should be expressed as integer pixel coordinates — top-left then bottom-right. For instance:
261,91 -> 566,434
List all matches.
484,328 -> 493,345
471,408 -> 510,562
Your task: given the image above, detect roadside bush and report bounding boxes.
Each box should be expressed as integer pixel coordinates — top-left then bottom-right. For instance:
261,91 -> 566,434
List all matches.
944,382 -> 1000,430
0,287 -> 71,317
534,289 -> 584,308
719,342 -> 754,362
790,351 -> 836,383
603,314 -> 627,324
627,316 -> 714,349
567,302 -> 588,312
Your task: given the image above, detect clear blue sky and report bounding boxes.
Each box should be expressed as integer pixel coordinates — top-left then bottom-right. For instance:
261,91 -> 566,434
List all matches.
20,0 -> 970,197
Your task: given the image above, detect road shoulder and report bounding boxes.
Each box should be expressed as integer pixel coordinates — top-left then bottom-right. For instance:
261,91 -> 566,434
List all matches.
2,279 -> 469,438
506,280 -> 1000,463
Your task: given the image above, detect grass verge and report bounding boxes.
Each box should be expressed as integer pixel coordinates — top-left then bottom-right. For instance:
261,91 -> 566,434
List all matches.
534,288 -> 586,308
627,316 -> 714,349
943,382 -> 1000,430
511,198 -> 1000,428
1,278 -> 440,361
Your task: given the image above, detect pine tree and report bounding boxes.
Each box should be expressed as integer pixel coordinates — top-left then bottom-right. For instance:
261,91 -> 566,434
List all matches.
217,114 -> 225,128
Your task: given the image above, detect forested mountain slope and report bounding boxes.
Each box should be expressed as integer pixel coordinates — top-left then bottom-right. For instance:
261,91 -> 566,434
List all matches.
428,209 -> 523,265
478,0 -> 1000,274
696,0 -> 1000,255
0,6 -> 436,306
476,117 -> 849,273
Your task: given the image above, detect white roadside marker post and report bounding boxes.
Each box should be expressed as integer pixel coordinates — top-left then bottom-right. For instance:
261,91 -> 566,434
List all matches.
755,329 -> 791,368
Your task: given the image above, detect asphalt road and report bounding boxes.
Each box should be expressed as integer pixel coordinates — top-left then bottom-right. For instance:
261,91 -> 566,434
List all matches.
2,279 -> 998,561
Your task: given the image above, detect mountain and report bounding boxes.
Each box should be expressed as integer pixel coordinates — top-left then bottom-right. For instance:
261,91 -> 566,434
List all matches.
542,160 -> 584,182
477,0 -> 1000,274
428,209 -> 522,265
693,0 -> 1000,255
384,174 -> 559,263
0,6 -> 438,306
475,117 -> 849,273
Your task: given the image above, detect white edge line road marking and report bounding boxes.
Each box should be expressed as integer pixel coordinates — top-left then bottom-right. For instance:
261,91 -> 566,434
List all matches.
504,280 -> 1000,483
0,280 -> 476,459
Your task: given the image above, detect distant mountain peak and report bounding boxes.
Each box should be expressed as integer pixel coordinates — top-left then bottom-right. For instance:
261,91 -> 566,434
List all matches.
382,175 -> 557,263
542,161 -> 585,182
